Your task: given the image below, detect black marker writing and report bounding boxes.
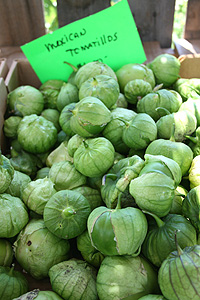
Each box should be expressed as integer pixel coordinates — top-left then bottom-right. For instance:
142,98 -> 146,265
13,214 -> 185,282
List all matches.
77,56 -> 108,68
44,28 -> 87,52
65,32 -> 118,57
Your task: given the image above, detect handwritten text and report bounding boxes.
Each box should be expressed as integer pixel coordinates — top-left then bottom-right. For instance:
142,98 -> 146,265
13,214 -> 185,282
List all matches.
44,28 -> 87,52
65,33 -> 118,57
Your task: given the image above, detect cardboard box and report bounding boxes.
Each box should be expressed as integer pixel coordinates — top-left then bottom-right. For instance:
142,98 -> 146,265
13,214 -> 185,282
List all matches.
0,78 -> 8,154
0,58 -> 8,79
1,58 -> 42,156
5,58 -> 41,93
2,59 -> 42,155
178,53 -> 200,78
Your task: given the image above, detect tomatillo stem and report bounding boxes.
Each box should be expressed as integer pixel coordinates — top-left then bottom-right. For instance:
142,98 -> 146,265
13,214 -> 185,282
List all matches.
142,210 -> 165,227
63,61 -> 78,72
115,192 -> 122,210
83,140 -> 89,148
153,83 -> 163,92
8,266 -> 14,276
155,107 -> 171,115
62,207 -> 76,218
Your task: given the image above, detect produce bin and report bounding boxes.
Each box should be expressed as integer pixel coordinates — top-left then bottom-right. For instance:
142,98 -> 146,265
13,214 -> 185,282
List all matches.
2,53 -> 200,297
2,53 -> 200,155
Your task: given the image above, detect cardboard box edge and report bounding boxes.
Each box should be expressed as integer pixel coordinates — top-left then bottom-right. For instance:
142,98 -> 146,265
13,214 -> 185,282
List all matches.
0,78 -> 8,153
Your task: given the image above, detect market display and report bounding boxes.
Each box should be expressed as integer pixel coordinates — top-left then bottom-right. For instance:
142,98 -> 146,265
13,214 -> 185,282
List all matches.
1,53 -> 200,299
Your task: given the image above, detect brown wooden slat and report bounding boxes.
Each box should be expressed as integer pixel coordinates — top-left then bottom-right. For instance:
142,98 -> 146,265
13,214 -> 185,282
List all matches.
143,41 -> 175,64
189,39 -> 200,53
0,46 -> 26,67
57,0 -> 110,28
0,0 -> 46,47
156,0 -> 176,48
57,0 -> 175,48
129,0 -> 175,48
184,0 -> 200,40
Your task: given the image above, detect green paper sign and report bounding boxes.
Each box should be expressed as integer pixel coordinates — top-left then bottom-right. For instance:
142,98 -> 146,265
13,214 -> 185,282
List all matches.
21,0 -> 146,83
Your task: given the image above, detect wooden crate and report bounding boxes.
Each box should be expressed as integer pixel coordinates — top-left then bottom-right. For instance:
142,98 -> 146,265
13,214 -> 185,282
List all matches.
0,0 -> 45,47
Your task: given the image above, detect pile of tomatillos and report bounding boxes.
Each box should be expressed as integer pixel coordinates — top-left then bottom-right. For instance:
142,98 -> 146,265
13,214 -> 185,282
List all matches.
1,53 -> 200,300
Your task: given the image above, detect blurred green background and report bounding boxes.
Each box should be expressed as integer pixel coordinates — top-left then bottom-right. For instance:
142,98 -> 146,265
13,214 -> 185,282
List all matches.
43,0 -> 58,33
172,0 -> 188,41
43,0 -> 188,46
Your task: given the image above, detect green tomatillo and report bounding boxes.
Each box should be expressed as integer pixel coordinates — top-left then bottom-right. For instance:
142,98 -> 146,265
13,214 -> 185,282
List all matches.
137,89 -> 182,121
49,259 -> 98,300
147,54 -> 180,87
13,289 -> 63,300
116,63 -> 155,93
129,172 -> 176,217
87,193 -> 148,256
73,137 -> 115,178
75,61 -> 117,89
96,255 -> 159,300
101,155 -> 145,208
158,243 -> 200,300
0,266 -> 29,300
102,107 -> 136,155
44,189 -> 91,239
156,110 -> 197,142
14,219 -> 70,279
139,154 -> 182,188
145,134 -> 193,176
17,114 -> 57,154
0,239 -> 13,267
182,185 -> 200,231
122,113 -> 157,150
0,152 -> 14,193
79,74 -> 120,109
142,211 -> 197,267
70,96 -> 111,137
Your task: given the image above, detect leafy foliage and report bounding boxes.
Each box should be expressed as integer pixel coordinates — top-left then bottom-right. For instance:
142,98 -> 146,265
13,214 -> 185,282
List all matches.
172,0 -> 188,40
43,0 -> 58,33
